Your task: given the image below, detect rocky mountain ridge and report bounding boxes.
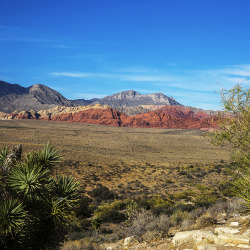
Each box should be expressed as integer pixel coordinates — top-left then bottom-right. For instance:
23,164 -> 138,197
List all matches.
0,81 -> 75,113
0,105 -> 218,130
0,81 -> 182,113
79,90 -> 182,107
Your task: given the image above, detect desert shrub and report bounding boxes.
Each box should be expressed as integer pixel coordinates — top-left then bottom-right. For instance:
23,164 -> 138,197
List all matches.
165,178 -> 173,184
196,184 -> 207,192
218,180 -> 235,197
181,217 -> 196,230
147,195 -> 172,215
75,196 -> 93,218
126,209 -> 170,239
194,193 -> 217,208
242,218 -> 250,229
88,184 -> 116,202
93,200 -> 126,223
226,198 -> 244,214
172,191 -> 188,201
206,200 -> 228,216
195,213 -> 217,229
61,238 -> 100,250
94,209 -> 125,223
186,208 -> 205,221
233,173 -> 250,212
170,209 -> 189,226
166,202 -> 194,217
68,216 -> 91,232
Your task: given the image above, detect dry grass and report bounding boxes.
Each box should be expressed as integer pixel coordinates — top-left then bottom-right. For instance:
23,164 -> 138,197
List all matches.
0,119 -> 230,164
0,119 -> 232,195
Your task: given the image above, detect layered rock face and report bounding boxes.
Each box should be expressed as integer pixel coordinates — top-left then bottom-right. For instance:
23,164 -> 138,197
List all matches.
0,105 -> 218,130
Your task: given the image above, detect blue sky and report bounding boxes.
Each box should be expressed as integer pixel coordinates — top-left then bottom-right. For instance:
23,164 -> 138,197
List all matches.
0,0 -> 250,110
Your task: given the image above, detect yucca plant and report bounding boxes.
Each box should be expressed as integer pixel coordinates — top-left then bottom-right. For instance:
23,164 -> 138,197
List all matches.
0,199 -> 27,235
0,143 -> 79,249
39,143 -> 62,169
51,175 -> 80,204
8,164 -> 50,202
0,147 -> 8,165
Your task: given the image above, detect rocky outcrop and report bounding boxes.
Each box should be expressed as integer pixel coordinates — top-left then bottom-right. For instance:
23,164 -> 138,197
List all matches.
102,214 -> 250,249
172,215 -> 250,249
1,105 -> 219,130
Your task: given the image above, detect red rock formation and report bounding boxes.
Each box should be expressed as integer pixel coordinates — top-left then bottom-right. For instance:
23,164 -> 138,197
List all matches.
7,105 -> 219,129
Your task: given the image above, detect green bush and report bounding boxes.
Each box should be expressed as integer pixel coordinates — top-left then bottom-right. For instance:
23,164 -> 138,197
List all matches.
194,193 -> 217,208
75,196 -> 93,218
147,196 -> 172,215
93,200 -> 126,223
88,184 -> 116,202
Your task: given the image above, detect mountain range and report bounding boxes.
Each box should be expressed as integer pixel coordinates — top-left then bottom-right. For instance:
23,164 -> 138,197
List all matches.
0,81 -> 219,130
0,81 -> 182,113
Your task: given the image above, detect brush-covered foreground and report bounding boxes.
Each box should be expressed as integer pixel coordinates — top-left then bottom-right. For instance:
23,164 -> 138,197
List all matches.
1,120 -> 247,249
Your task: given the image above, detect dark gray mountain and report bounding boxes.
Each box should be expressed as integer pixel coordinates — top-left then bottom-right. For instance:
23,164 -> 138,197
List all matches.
0,81 -> 74,113
90,90 -> 182,107
0,80 -> 28,97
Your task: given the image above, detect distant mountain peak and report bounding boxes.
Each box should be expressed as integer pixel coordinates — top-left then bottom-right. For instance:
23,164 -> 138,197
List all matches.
92,90 -> 181,107
0,81 -> 74,113
110,90 -> 141,99
28,83 -> 53,92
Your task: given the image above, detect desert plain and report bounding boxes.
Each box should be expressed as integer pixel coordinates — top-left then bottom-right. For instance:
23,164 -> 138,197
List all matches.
0,119 -> 232,196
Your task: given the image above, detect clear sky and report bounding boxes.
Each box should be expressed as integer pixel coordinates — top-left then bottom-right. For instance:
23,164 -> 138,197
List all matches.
0,0 -> 250,110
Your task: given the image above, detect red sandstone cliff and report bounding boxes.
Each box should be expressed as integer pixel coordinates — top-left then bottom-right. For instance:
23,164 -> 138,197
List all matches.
2,105 -> 218,129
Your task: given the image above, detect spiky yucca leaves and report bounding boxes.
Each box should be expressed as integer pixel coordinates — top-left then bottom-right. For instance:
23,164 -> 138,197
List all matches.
41,176 -> 80,225
0,143 -> 79,249
24,143 -> 62,170
0,199 -> 27,235
51,176 -> 80,204
39,143 -> 62,169
44,197 -> 69,224
0,147 -> 8,165
8,164 -> 50,202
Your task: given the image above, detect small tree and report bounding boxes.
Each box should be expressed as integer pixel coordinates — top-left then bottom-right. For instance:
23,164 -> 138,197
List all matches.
211,84 -> 250,210
211,84 -> 250,169
0,143 -> 80,249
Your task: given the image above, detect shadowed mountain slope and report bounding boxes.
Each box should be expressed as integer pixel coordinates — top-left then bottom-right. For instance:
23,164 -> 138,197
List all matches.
0,81 -> 74,113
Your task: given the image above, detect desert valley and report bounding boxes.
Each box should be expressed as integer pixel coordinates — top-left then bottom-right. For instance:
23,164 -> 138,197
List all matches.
0,80 -> 249,249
